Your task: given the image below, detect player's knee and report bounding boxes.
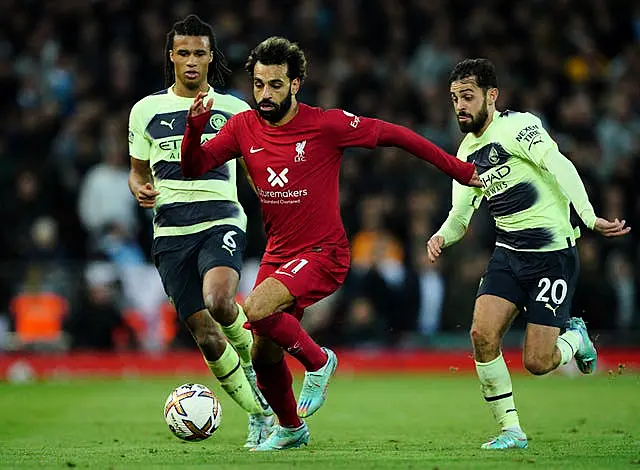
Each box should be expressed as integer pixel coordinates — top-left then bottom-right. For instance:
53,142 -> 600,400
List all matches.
470,326 -> 501,361
203,292 -> 235,323
243,294 -> 266,322
523,355 -> 553,376
470,326 -> 498,349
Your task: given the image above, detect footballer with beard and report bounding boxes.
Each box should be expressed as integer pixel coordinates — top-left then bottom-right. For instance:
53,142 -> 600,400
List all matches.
427,58 -> 630,450
181,37 -> 481,450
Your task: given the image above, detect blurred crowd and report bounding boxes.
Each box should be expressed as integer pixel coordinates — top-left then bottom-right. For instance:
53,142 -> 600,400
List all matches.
0,0 -> 638,352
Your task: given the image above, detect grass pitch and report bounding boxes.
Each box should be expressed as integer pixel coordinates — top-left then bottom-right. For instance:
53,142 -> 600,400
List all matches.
0,372 -> 638,469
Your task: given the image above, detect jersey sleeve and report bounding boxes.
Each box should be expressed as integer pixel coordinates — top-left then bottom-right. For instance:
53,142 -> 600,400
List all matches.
511,113 -> 597,229
322,109 -> 381,149
182,111 -> 242,177
435,180 -> 483,247
128,101 -> 152,161
201,112 -> 242,159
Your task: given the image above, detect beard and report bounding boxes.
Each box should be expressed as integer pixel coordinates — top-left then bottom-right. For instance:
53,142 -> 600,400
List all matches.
257,91 -> 293,123
457,97 -> 489,134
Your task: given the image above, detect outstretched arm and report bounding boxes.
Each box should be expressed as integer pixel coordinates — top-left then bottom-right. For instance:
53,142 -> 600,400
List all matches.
181,91 -> 241,178
323,109 -> 479,187
376,121 -> 480,187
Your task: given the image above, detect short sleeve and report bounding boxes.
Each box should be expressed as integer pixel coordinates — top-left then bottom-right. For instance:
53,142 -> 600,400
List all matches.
322,109 -> 381,149
128,101 -> 152,161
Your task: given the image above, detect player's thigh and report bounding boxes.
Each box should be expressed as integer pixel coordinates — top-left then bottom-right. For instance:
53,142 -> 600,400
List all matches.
197,226 -> 244,317
154,247 -> 205,321
522,246 -> 579,329
245,246 -> 350,321
272,246 -> 351,316
472,294 -> 519,342
244,277 -> 296,321
473,247 -> 525,340
198,225 -> 245,292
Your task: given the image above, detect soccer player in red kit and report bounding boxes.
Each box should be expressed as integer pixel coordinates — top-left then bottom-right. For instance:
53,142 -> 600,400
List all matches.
181,37 -> 481,450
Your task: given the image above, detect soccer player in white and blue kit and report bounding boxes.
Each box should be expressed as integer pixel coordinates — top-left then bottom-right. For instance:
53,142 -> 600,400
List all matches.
127,15 -> 273,448
427,59 -> 630,450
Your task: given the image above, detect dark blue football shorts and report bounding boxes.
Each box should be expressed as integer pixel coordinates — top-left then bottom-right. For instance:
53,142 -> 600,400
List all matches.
477,244 -> 579,328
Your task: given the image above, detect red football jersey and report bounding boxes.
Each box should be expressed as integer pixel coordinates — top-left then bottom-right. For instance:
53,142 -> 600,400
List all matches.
201,103 -> 381,262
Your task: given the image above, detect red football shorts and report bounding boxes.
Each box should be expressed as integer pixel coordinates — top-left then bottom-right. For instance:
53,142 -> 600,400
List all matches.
254,246 -> 351,319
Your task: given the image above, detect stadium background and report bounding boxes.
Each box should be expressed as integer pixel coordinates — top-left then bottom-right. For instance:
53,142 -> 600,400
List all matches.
0,0 -> 638,376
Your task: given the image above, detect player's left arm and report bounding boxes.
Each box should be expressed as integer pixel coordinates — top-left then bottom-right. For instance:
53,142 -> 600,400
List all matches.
181,91 -> 242,178
514,114 -> 630,237
322,109 -> 481,187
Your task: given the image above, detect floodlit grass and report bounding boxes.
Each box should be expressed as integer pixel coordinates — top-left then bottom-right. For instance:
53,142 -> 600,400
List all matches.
0,372 -> 638,469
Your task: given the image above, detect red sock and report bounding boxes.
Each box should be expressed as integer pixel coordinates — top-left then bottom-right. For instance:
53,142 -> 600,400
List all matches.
250,312 -> 327,371
254,358 -> 302,428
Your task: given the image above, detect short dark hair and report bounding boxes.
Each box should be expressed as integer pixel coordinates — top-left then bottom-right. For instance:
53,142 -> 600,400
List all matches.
164,14 -> 231,88
449,58 -> 498,90
245,37 -> 307,82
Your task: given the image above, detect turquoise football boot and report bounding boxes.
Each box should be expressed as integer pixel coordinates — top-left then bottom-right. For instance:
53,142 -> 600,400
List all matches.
251,422 -> 310,451
568,317 -> 597,374
481,429 -> 528,450
244,413 -> 275,448
297,348 -> 338,418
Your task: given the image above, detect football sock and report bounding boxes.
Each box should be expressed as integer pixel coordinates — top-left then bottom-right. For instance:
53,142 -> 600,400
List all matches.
220,303 -> 253,366
253,358 -> 302,428
475,353 -> 522,431
556,329 -> 583,365
206,343 -> 262,414
250,312 -> 327,371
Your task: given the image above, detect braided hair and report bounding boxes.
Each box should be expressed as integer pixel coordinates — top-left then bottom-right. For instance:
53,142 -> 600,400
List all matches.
164,14 -> 230,88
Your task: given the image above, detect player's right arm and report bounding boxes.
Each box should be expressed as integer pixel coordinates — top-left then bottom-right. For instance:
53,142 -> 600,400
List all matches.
427,179 -> 483,263
128,101 -> 160,208
181,91 -> 242,178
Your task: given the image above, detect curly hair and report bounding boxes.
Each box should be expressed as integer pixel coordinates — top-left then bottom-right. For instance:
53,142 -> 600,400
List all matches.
245,37 -> 307,82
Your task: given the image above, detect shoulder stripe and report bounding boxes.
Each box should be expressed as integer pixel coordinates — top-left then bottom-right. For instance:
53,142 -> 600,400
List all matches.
146,110 -> 234,140
154,200 -> 240,228
146,111 -> 187,139
151,88 -> 169,95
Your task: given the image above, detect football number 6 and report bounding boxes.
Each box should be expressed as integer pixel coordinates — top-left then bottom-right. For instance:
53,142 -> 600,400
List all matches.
223,230 -> 237,249
535,278 -> 567,304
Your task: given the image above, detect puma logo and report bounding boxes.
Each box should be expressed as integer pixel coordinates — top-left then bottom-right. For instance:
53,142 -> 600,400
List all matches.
160,119 -> 175,130
544,303 -> 559,316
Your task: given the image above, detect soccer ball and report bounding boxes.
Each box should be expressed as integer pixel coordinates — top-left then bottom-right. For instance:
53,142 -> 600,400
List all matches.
164,383 -> 222,441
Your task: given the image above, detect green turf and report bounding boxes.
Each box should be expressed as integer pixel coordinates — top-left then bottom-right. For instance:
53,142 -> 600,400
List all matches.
0,372 -> 638,469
